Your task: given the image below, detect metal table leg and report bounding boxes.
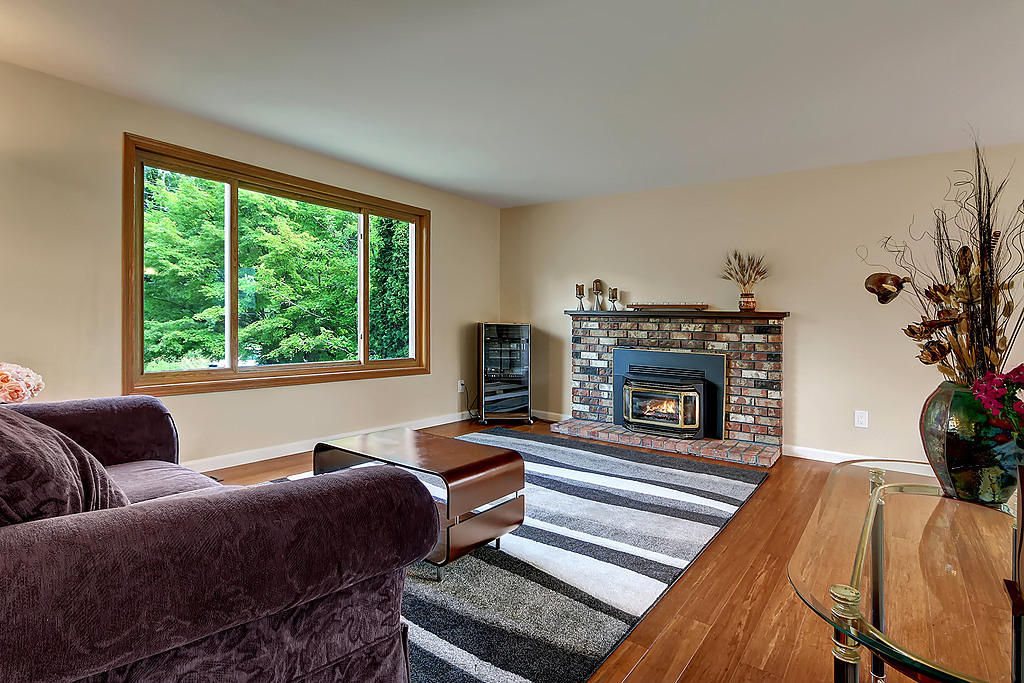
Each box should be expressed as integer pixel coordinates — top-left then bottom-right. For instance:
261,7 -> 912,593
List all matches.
870,468 -> 887,682
831,584 -> 862,683
1011,525 -> 1023,683
1014,587 -> 1023,683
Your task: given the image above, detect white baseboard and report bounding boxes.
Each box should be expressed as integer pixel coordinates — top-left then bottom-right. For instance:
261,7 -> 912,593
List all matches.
784,445 -> 931,473
783,444 -> 863,463
188,411 -> 471,473
532,409 -> 570,423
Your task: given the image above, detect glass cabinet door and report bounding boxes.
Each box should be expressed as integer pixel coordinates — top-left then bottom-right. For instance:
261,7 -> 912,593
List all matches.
481,323 -> 531,420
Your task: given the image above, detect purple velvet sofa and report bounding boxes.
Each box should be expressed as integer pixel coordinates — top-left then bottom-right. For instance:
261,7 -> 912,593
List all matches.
0,396 -> 439,683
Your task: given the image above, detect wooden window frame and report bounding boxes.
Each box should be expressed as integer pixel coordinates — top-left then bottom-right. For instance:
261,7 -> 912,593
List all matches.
122,133 -> 430,396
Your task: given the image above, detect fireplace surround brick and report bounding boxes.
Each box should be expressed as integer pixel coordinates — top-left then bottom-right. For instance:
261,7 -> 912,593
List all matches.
558,310 -> 788,466
549,419 -> 780,467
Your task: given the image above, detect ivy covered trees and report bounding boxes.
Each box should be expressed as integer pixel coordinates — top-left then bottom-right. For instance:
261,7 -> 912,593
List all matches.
368,215 -> 411,360
142,167 -> 412,372
142,168 -> 228,370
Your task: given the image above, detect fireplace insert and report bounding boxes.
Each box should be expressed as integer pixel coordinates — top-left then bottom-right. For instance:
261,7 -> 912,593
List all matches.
623,378 -> 703,436
612,349 -> 725,439
622,373 -> 706,438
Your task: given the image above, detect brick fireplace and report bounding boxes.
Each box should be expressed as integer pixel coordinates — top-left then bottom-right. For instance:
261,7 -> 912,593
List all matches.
552,310 -> 788,467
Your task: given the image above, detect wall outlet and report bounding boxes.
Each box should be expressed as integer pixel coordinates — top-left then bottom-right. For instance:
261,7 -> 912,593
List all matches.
854,411 -> 869,429
458,380 -> 466,393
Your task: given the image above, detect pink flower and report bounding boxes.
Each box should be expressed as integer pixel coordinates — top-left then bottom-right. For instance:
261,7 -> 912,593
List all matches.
1,384 -> 26,403
1007,364 -> 1024,383
0,362 -> 44,404
971,364 -> 1024,446
979,394 -> 1003,412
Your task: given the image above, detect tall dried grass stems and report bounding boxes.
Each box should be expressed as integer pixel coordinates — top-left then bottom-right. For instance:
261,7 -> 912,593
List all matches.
720,251 -> 771,294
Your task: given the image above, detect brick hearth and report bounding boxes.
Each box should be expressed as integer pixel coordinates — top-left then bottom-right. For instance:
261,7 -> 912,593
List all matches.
555,309 -> 788,467
551,418 -> 780,466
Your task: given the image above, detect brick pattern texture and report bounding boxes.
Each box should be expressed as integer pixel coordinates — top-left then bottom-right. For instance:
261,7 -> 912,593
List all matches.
567,313 -> 784,446
551,419 -> 780,467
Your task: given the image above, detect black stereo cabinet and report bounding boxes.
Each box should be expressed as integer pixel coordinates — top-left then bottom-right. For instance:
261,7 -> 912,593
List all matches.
478,323 -> 532,425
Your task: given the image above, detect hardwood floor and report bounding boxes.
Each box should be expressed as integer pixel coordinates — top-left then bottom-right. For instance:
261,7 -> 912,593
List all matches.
207,452 -> 310,486
208,420 -> 901,682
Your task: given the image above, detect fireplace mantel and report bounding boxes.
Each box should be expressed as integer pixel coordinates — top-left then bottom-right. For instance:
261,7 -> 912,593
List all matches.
564,310 -> 790,319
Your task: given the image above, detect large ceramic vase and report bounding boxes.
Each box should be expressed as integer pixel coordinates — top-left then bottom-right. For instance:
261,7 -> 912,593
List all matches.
920,381 -> 1020,506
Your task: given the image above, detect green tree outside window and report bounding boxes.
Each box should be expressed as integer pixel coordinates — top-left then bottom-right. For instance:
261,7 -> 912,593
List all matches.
142,167 -> 414,371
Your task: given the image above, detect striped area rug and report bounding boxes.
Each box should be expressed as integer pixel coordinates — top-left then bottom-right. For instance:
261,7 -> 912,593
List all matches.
402,428 -> 767,683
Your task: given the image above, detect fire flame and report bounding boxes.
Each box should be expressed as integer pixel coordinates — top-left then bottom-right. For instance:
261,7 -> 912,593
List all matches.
641,399 -> 678,416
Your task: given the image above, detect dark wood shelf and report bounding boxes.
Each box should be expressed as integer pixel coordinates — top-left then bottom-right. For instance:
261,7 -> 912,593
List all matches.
564,309 -> 789,318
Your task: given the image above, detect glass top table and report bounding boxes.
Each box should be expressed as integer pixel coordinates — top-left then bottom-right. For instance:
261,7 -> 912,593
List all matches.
788,460 -> 1018,683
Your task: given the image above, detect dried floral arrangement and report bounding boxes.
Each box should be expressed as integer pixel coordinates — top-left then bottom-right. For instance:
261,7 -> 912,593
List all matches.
864,144 -> 1024,387
720,251 -> 771,294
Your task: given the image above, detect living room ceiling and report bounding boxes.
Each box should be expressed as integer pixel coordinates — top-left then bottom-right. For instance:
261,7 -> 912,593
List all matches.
1,0 -> 1022,208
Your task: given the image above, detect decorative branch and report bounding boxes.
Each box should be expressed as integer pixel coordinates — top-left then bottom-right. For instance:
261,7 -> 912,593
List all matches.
862,141 -> 1024,386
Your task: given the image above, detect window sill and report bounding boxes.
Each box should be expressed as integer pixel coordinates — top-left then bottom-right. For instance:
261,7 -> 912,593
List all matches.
126,363 -> 429,396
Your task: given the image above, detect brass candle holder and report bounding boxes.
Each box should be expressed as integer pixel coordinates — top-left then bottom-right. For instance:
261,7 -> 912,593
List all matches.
592,279 -> 604,311
575,283 -> 586,310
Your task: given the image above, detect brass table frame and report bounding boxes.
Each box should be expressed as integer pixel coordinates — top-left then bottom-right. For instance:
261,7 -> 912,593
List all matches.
798,463 -> 1019,683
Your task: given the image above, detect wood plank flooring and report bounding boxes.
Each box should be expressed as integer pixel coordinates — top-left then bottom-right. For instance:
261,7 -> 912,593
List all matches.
208,420 -> 912,682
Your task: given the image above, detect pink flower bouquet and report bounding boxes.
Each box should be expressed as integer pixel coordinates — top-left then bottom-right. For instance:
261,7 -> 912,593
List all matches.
972,363 -> 1024,448
0,362 -> 45,404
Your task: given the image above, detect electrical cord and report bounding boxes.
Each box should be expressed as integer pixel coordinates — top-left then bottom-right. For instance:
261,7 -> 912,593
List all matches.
465,383 -> 481,421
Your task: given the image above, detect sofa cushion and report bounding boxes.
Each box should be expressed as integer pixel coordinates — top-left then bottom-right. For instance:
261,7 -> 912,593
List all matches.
0,408 -> 130,526
106,459 -> 221,503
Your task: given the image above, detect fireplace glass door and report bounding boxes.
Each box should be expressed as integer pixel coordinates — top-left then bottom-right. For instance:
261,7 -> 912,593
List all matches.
624,385 -> 699,431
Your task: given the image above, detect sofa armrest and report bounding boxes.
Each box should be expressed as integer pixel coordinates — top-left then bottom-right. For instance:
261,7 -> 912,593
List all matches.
6,395 -> 178,466
0,465 -> 438,683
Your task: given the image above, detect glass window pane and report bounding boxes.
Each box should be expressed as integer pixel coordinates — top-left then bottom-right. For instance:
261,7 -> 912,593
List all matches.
368,215 -> 412,360
142,166 -> 228,372
238,189 -> 359,366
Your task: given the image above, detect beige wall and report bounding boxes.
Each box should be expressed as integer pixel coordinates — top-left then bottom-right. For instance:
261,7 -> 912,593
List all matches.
0,60 -> 500,465
7,54 -> 1024,465
499,144 -> 1024,461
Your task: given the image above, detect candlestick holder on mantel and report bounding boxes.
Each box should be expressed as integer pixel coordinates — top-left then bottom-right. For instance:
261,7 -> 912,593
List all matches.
607,288 -> 619,311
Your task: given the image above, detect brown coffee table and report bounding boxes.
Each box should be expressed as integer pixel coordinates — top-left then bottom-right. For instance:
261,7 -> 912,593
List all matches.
313,428 -> 525,580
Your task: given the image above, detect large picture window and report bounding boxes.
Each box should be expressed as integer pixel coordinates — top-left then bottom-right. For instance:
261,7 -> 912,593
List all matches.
123,134 -> 429,395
